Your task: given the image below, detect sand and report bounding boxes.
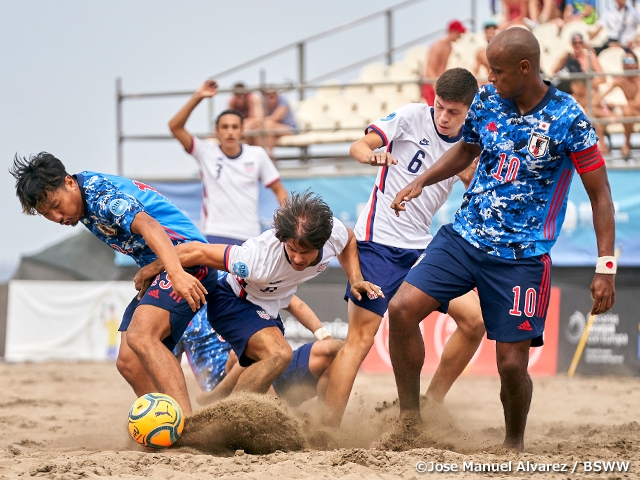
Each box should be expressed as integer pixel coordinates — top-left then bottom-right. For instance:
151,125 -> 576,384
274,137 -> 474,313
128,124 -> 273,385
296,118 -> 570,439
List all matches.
0,361 -> 638,479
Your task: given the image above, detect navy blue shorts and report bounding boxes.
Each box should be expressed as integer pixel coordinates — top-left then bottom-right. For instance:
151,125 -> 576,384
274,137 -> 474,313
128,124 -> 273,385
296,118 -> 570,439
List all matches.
206,235 -> 244,246
119,265 -> 219,351
404,224 -> 551,347
272,342 -> 317,406
207,274 -> 285,367
345,240 -> 424,316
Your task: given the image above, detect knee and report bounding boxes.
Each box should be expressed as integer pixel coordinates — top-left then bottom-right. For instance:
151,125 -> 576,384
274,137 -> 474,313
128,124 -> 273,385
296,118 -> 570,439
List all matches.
344,329 -> 375,354
497,355 -> 528,381
116,350 -> 136,380
269,342 -> 293,374
457,313 -> 486,343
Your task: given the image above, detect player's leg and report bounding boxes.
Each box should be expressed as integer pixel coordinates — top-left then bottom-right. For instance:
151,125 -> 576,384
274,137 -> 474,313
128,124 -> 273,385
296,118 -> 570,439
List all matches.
197,360 -> 245,406
388,283 -> 442,416
424,291 -> 485,402
388,224 -> 476,418
307,339 -> 343,401
496,339 -> 532,451
235,326 -> 293,394
116,331 -> 157,396
125,305 -> 192,414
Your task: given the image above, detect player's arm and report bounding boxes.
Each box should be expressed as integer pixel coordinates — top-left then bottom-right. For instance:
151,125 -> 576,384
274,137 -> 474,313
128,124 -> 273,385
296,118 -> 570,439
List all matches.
337,227 -> 384,301
269,179 -> 288,207
130,213 -> 208,311
391,141 -> 481,215
284,295 -> 332,340
579,166 -> 616,315
350,131 -> 398,167
169,80 -> 218,152
133,242 -> 228,297
457,157 -> 479,189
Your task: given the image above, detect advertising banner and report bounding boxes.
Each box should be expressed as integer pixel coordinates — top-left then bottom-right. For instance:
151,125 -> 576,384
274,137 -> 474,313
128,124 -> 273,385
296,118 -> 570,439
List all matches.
5,281 -> 136,361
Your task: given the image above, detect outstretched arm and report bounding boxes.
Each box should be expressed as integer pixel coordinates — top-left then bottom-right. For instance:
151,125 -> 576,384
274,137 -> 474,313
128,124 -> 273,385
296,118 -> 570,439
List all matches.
580,167 -> 616,315
337,228 -> 384,301
169,80 -> 218,152
391,141 -> 480,215
350,131 -> 398,167
131,213 -> 208,311
284,295 -> 331,339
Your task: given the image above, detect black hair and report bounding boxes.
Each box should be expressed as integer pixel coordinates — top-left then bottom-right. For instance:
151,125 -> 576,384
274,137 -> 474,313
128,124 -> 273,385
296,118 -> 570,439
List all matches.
435,68 -> 479,106
10,152 -> 70,215
273,191 -> 334,250
215,109 -> 244,126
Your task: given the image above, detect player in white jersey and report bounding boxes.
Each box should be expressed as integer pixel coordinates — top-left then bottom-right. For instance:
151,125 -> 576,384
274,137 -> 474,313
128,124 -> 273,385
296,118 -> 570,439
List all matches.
322,68 -> 486,427
135,191 -> 382,396
169,79 -> 288,245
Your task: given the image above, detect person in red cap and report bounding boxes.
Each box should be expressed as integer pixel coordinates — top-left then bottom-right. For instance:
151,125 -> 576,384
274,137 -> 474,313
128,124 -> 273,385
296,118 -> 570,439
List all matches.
422,20 -> 467,105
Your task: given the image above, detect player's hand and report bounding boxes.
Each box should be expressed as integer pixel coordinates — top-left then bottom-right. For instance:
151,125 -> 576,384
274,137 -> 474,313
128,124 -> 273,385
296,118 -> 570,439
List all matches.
390,180 -> 424,217
133,269 -> 156,300
170,270 -> 208,312
195,80 -> 218,99
367,152 -> 398,167
590,273 -> 615,315
350,281 -> 384,302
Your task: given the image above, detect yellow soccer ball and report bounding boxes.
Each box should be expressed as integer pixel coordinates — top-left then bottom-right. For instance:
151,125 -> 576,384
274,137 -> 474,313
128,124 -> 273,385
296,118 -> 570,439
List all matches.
128,393 -> 184,448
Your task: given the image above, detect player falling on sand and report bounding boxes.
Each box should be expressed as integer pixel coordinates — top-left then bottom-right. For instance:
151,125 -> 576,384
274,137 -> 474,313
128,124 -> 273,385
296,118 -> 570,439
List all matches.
390,27 -> 616,451
321,68 -> 486,428
10,153 -> 215,415
134,191 -> 382,398
173,302 -> 343,407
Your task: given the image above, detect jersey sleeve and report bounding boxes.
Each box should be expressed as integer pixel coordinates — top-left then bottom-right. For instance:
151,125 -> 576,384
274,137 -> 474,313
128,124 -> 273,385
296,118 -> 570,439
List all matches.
257,148 -> 281,187
223,235 -> 270,282
462,90 -> 482,145
325,218 -> 349,255
366,104 -> 414,147
565,112 -> 602,173
188,136 -> 206,165
94,191 -> 146,235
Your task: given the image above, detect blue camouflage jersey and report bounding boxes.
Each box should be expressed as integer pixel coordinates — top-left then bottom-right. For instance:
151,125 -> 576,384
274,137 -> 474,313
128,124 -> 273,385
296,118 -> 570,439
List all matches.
455,83 -> 602,259
76,171 -> 206,267
174,304 -> 232,392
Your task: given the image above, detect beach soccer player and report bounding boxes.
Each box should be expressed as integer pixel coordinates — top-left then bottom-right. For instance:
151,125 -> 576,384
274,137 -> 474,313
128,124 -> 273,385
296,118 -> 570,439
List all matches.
321,68 -> 486,428
11,153 -> 217,415
389,27 -> 616,450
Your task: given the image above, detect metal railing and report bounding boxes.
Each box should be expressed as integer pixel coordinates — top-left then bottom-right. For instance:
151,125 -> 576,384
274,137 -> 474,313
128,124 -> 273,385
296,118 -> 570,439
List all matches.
116,0 -> 478,175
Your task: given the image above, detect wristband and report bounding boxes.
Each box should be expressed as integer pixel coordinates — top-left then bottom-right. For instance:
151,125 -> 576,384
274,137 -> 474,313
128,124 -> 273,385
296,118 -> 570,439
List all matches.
313,327 -> 331,341
595,256 -> 617,274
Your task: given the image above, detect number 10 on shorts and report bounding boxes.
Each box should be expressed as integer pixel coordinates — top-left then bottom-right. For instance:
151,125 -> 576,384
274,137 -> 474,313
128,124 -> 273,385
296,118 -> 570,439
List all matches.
509,286 -> 536,317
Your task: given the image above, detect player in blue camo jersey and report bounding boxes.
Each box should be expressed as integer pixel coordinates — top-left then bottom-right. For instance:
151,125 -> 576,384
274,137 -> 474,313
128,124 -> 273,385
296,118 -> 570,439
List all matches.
389,27 -> 616,451
175,297 -> 343,407
11,153 -> 216,415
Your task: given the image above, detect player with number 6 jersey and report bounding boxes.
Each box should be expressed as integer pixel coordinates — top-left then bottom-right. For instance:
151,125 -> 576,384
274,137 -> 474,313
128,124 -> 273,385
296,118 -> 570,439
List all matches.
321,68 -> 486,428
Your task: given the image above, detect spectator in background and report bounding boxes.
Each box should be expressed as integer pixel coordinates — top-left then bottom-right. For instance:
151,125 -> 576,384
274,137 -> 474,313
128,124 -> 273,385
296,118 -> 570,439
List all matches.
422,19 -> 466,105
592,0 -> 640,52
563,0 -> 597,25
228,82 -> 263,122
244,89 -> 297,159
474,20 -> 499,80
552,33 -> 606,84
169,79 -> 288,245
594,50 -> 640,157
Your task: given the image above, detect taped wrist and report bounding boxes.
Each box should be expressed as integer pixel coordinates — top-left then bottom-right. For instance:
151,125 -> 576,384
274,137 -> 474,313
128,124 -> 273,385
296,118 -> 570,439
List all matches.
596,256 -> 617,274
313,327 -> 331,341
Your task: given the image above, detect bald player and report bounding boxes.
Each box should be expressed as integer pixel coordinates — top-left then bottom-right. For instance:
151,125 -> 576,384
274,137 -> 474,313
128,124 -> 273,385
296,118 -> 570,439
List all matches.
390,27 -> 616,451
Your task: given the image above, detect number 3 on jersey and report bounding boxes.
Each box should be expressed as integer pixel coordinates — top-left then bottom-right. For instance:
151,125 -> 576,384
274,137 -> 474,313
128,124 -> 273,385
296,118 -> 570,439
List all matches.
408,150 -> 425,173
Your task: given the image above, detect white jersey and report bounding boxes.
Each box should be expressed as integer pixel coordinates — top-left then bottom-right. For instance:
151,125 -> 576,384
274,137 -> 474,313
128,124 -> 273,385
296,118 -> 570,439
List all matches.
354,103 -> 461,249
189,137 -> 280,241
223,218 -> 349,317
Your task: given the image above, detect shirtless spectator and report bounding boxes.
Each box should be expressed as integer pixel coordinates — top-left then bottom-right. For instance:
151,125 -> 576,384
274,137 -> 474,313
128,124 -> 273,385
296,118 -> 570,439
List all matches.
245,89 -> 297,160
552,33 -> 606,87
228,82 -> 263,121
474,20 -> 499,81
595,50 -> 640,157
422,20 -> 466,105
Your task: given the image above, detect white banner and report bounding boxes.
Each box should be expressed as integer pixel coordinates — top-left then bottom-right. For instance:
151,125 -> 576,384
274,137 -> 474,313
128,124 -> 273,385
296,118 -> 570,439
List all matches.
6,281 -> 137,361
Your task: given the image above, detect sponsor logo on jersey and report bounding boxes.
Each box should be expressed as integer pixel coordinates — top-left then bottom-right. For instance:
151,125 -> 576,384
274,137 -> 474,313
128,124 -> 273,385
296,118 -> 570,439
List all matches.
381,112 -> 396,121
109,198 -> 129,216
419,138 -> 430,146
256,310 -> 271,320
527,133 -> 550,158
232,262 -> 249,279
244,162 -> 254,173
96,223 -> 117,236
317,262 -> 329,273
487,121 -> 498,132
147,289 -> 160,299
518,320 -> 533,331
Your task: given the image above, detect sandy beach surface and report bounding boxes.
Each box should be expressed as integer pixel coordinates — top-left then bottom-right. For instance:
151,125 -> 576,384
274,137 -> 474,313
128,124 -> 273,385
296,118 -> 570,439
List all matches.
0,362 -> 638,479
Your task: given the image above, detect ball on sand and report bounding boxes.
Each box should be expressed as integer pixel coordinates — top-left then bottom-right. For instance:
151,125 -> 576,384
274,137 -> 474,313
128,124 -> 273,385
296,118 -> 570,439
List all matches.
128,393 -> 184,448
